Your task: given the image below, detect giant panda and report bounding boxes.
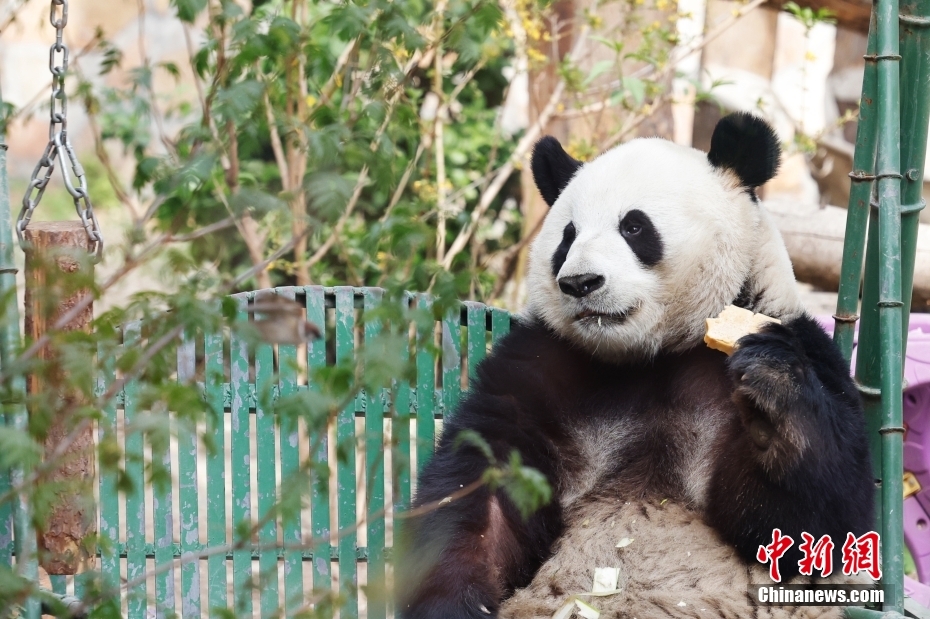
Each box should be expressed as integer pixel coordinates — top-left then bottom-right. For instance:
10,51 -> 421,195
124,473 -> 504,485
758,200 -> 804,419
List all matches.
396,113 -> 874,619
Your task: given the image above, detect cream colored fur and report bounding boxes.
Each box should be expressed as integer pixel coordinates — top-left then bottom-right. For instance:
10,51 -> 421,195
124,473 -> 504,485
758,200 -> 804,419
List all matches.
500,500 -> 867,619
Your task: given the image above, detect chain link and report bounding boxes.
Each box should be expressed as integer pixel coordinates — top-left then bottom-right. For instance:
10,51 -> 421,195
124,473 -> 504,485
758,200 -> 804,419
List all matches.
18,0 -> 103,260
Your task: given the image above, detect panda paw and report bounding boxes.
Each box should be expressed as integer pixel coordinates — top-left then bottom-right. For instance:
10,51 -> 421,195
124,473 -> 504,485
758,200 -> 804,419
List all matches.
726,322 -> 815,461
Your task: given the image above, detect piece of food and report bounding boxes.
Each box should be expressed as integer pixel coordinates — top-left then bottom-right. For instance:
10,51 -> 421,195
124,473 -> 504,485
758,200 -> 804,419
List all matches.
592,567 -> 620,593
704,305 -> 781,355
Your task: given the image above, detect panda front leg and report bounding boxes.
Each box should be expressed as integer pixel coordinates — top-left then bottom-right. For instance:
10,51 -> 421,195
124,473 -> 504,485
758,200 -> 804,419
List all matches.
395,438 -> 563,619
705,315 -> 874,581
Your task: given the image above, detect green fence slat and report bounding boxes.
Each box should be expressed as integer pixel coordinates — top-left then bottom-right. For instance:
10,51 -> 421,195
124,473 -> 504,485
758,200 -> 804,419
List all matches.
96,342 -> 120,598
415,295 -> 435,472
490,308 -> 511,344
276,288 -> 303,613
0,424 -> 10,567
123,323 -> 147,619
49,574 -> 66,596
464,302 -> 487,386
441,307 -> 462,421
334,287 -> 358,618
176,335 -> 201,618
363,290 -> 386,619
204,327 -> 228,611
392,293 -> 413,525
305,286 -> 331,592
154,341 -> 175,617
230,299 -> 253,615
73,571 -> 90,599
256,335 -> 279,616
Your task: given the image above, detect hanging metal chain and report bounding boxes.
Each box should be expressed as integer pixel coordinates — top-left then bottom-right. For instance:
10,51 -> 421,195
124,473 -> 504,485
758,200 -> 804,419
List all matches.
17,0 -> 103,260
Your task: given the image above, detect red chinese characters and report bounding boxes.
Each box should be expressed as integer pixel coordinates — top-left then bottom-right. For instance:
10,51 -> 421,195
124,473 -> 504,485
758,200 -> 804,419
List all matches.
756,530 -> 882,581
798,533 -> 834,577
841,531 -> 882,580
756,528 -> 795,582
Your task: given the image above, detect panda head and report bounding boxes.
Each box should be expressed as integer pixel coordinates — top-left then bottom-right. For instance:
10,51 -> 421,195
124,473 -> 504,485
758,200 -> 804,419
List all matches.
525,112 -> 804,360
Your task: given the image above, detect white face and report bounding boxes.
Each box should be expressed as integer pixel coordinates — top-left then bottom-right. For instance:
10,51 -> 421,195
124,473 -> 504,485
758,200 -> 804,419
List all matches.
525,137 -> 801,360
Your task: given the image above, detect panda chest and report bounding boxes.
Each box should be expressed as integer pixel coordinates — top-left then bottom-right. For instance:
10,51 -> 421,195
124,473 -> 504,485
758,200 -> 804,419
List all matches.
556,356 -> 734,511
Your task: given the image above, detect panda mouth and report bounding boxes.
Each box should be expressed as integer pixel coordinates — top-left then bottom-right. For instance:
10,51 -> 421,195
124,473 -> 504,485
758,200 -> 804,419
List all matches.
575,307 -> 635,325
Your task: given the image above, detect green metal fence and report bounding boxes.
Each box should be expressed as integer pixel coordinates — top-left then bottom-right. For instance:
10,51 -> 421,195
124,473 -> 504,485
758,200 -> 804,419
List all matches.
73,287 -> 508,618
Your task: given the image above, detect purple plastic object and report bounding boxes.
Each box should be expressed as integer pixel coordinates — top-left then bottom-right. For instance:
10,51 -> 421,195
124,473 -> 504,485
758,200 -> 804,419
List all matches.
816,314 -> 930,588
907,575 -> 930,610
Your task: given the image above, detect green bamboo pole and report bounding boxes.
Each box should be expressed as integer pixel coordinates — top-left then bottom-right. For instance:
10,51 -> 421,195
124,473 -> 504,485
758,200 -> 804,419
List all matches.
0,87 -> 40,619
897,0 -> 930,332
873,0 -> 904,609
834,15 -> 879,363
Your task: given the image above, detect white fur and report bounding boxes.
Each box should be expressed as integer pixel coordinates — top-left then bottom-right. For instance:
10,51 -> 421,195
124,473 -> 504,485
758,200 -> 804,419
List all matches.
524,137 -> 803,361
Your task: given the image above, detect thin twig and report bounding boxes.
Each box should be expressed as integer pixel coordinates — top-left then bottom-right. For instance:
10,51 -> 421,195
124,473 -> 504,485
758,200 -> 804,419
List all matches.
262,86 -> 290,184
440,80 -> 566,269
136,0 -> 176,157
555,0 -> 768,120
304,165 -> 369,270
439,2 -> 596,270
488,211 -> 547,299
379,142 -> 426,223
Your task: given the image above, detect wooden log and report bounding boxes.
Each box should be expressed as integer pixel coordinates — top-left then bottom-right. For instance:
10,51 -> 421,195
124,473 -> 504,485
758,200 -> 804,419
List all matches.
765,200 -> 930,311
767,0 -> 871,33
23,221 -> 96,574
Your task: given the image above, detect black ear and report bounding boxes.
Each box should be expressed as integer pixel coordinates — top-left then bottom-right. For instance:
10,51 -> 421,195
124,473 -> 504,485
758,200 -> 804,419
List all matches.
532,136 -> 583,207
707,113 -> 781,188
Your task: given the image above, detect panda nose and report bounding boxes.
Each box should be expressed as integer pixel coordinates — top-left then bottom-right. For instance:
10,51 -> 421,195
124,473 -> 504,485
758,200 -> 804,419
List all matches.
558,273 -> 605,298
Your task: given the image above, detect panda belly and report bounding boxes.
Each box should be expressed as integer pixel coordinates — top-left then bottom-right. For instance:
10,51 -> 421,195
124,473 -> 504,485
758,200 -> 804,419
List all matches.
499,498 -> 852,619
499,354 -> 854,619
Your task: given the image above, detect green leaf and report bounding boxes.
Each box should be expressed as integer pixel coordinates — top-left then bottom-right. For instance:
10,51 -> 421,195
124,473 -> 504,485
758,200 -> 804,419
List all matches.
305,171 -> 358,218
171,0 -> 207,23
623,76 -> 646,106
590,36 -> 624,54
583,60 -> 614,87
0,427 -> 42,470
214,80 -> 264,121
229,187 -> 287,216
452,429 -> 494,463
496,451 -> 552,520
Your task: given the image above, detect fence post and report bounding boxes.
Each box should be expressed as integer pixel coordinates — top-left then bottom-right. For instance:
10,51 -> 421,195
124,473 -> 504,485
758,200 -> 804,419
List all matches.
23,221 -> 95,575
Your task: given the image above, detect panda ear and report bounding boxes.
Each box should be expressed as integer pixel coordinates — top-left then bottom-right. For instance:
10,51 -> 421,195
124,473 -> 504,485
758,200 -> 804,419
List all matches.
532,136 -> 583,207
707,113 -> 781,189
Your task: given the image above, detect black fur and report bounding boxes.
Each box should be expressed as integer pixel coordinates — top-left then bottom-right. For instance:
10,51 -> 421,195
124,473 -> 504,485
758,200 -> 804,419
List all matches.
619,209 -> 663,266
732,278 -> 754,310
550,222 -> 576,277
706,317 -> 874,580
396,316 -> 873,617
531,136 -> 583,207
708,112 -> 781,188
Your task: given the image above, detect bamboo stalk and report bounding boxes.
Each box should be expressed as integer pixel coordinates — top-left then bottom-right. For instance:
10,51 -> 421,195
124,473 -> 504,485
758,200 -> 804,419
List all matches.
833,14 -> 877,361
873,0 -> 904,609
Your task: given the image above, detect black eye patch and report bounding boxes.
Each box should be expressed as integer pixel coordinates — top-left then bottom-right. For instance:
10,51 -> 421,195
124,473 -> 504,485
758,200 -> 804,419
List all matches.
550,222 -> 576,277
619,209 -> 663,267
